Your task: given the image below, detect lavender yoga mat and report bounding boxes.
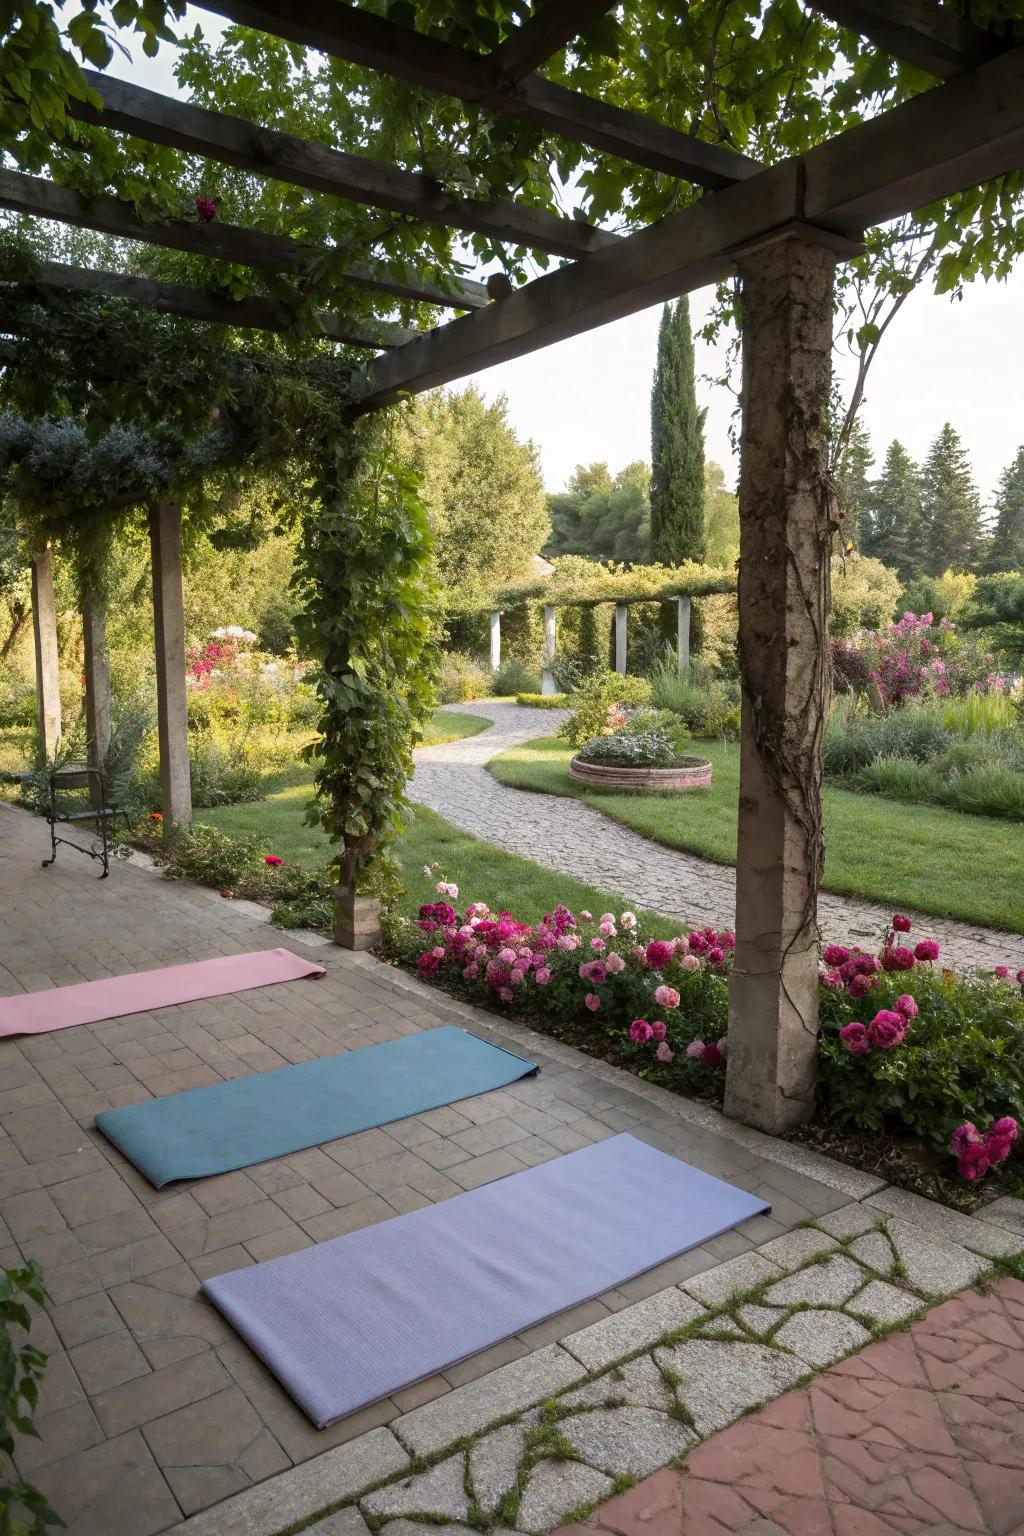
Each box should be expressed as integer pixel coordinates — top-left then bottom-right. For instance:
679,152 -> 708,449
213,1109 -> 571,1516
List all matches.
204,1133 -> 770,1428
0,948 -> 325,1038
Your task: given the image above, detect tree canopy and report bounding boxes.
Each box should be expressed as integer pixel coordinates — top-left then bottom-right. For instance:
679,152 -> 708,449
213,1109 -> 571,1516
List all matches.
985,444 -> 1024,574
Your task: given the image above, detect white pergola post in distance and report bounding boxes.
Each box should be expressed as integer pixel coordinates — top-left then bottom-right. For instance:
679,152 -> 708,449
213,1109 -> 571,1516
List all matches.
149,501 -> 193,843
676,595 -> 691,674
31,547 -> 61,760
614,603 -> 628,675
82,590 -> 112,812
541,604 -> 557,694
489,610 -> 501,673
723,235 -> 836,1134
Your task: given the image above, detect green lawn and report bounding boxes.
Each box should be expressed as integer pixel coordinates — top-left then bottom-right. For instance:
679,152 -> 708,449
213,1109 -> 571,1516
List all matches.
488,736 -> 1024,934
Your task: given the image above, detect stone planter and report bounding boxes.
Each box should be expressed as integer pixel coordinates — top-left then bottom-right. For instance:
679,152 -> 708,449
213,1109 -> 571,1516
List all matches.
568,754 -> 713,792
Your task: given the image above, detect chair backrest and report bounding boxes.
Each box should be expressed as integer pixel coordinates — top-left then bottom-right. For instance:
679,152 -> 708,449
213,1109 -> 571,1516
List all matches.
51,766 -> 96,791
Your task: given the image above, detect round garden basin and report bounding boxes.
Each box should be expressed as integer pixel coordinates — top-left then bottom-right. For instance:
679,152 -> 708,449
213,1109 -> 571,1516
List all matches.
568,755 -> 713,792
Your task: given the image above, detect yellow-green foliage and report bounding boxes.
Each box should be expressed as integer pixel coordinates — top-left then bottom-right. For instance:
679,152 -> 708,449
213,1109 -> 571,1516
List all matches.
830,554 -> 902,637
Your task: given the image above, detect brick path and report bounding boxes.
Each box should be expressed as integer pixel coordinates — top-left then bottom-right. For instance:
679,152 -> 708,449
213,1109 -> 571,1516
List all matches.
556,1275 -> 1024,1536
0,798 -> 857,1536
410,701 -> 1024,973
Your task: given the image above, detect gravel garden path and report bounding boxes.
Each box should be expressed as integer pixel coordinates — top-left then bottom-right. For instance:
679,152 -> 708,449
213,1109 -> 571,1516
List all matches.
409,700 -> 1024,975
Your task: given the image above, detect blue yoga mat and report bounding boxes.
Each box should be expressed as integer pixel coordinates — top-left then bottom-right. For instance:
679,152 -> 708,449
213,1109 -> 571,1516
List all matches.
96,1026 -> 537,1187
205,1133 -> 770,1427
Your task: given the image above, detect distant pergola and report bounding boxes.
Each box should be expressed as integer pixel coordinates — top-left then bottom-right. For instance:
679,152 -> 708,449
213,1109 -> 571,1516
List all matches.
4,0 -> 1024,1135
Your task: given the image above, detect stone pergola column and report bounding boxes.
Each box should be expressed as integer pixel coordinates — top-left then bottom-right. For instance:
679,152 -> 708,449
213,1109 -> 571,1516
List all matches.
676,596 -> 691,674
82,590 -> 111,811
541,604 -> 557,695
614,604 -> 628,675
489,610 -> 501,672
149,501 -> 192,843
723,236 -> 836,1135
31,547 -> 61,759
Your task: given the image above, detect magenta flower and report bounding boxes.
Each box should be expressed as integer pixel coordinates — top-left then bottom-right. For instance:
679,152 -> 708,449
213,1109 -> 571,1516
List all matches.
819,968 -> 843,991
892,914 -> 912,932
196,196 -> 217,222
914,940 -> 940,962
848,974 -> 878,998
645,940 -> 675,970
702,1041 -> 725,1069
685,1040 -> 705,1059
881,946 -> 916,972
994,965 -> 1010,979
823,945 -> 850,966
894,994 -> 918,1018
417,952 -> 441,978
654,985 -> 680,1008
584,992 -> 601,1012
950,1122 -> 979,1157
650,1020 -> 667,1042
264,853 -> 283,867
534,967 -> 551,985
629,1019 -> 654,1044
462,963 -> 479,980
868,1010 -> 906,1050
708,947 -> 726,969
839,1021 -> 870,1056
590,937 -> 606,952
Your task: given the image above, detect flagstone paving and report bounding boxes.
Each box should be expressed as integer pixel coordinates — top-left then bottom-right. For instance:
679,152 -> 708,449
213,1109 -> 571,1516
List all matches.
411,701 -> 1024,973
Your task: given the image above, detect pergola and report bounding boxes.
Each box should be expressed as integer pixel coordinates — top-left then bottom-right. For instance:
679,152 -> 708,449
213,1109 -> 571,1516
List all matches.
4,0 -> 1024,1137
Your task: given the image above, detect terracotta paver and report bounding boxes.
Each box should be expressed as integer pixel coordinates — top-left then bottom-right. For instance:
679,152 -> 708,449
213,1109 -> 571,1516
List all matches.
558,1275 -> 1024,1536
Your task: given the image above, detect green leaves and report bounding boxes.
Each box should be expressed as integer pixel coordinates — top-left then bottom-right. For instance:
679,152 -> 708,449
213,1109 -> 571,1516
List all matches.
0,1259 -> 62,1533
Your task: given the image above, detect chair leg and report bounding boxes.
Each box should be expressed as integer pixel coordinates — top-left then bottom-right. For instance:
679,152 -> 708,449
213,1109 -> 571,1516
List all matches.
42,783 -> 58,869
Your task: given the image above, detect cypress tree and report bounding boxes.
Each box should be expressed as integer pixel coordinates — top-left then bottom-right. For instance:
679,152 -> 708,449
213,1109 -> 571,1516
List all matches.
864,439 -> 924,579
836,419 -> 873,549
984,444 -> 1024,573
919,423 -> 983,575
650,297 -> 706,564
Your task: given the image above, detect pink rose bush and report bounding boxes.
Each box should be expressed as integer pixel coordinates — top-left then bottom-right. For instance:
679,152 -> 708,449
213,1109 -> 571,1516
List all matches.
950,1117 -> 1019,1182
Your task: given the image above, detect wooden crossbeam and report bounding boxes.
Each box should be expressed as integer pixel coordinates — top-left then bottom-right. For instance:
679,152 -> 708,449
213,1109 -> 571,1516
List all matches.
491,0 -> 615,82
75,72 -> 618,260
0,169 -> 488,311
5,260 -> 415,347
197,0 -> 761,189
809,1 -> 1004,79
350,40 -> 1024,413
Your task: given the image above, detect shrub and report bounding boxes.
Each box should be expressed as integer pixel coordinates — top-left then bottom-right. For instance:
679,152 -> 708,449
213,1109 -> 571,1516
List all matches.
1,1258 -> 63,1534
832,611 -> 1004,705
515,692 -> 569,708
829,555 -> 902,638
649,656 -> 741,739
492,656 -> 541,696
438,651 -> 492,703
0,672 -> 35,729
576,731 -> 678,768
557,672 -> 652,749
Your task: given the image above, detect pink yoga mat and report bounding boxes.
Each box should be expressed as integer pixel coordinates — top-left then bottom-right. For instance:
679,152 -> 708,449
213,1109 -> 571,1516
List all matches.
0,948 -> 325,1038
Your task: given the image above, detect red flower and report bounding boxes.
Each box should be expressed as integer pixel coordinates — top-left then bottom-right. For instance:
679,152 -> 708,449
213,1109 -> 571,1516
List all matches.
823,944 -> 850,966
868,1009 -> 906,1050
148,811 -> 162,821
219,889 -> 232,898
196,197 -> 217,222
264,854 -> 283,867
914,940 -> 940,962
892,914 -> 912,932
839,1021 -> 870,1056
880,946 -> 915,972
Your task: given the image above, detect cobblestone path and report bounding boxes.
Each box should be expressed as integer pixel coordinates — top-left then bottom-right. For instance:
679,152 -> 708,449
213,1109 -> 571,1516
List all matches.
410,701 -> 1024,974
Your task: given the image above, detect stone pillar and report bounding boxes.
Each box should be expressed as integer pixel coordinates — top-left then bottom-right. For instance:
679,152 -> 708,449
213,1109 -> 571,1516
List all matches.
149,502 -> 192,844
82,590 -> 111,812
31,548 -> 61,759
489,610 -> 501,673
614,604 -> 628,675
723,237 -> 837,1135
541,604 -> 557,695
334,883 -> 382,950
676,596 -> 691,674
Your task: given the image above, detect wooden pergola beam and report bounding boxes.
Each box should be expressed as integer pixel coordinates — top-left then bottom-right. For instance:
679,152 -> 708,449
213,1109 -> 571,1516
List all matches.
491,0 -> 614,82
8,260 -> 415,348
75,72 -> 618,261
198,0 -> 761,189
808,1 -> 1004,79
351,40 -> 1024,412
0,169 -> 488,312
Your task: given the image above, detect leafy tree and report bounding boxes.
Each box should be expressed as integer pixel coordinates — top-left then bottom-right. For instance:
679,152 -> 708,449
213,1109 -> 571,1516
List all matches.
650,298 -> 706,565
836,419 -> 873,549
545,463 -> 650,562
864,440 -> 924,580
545,463 -> 612,557
984,445 -> 1024,574
703,462 -> 739,569
918,424 -> 983,577
398,387 -> 548,604
962,573 -> 1024,664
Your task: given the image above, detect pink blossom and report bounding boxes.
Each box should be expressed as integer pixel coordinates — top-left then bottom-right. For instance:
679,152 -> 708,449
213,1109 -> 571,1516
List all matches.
848,974 -> 878,998
881,946 -> 916,972
629,945 -> 648,966
591,937 -> 606,952
839,1021 -> 870,1056
431,945 -> 445,960
599,921 -> 617,938
579,910 -> 593,923
650,1020 -> 667,1042
645,940 -> 675,970
991,1116 -> 1019,1141
994,965 -> 1010,979
680,954 -> 700,973
893,994 -> 918,1018
534,967 -> 551,986
499,987 -> 515,1002
196,196 -> 217,222
674,936 -> 690,955
556,935 -> 580,952
509,968 -> 524,986
599,913 -> 616,926
892,914 -> 912,932
702,1041 -> 725,1069
1016,969 -> 1024,986
620,912 -> 638,930
498,947 -> 517,966
629,1019 -> 654,1044
914,940 -> 940,962
605,952 -> 626,974
462,963 -> 479,980
654,985 -> 680,1008
708,947 -> 726,969
720,931 -> 736,951
951,1122 -> 979,1157
417,952 -> 441,978
823,945 -> 850,966
584,992 -> 601,1012
685,1040 -> 705,1059
819,968 -> 843,991
868,1010 -> 906,1050
656,1042 -> 674,1063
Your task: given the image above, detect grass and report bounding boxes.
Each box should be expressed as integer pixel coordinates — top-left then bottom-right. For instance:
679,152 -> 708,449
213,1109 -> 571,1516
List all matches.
488,736 -> 1024,935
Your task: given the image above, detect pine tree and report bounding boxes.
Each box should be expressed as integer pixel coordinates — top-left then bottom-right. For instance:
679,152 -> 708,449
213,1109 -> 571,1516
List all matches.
864,440 -> 924,580
650,297 -> 706,564
984,445 -> 1024,573
918,423 -> 982,576
836,419 -> 873,549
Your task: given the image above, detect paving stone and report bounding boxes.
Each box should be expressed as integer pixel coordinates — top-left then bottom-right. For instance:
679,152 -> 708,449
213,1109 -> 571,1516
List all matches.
362,1453 -> 469,1522
881,1214 -> 990,1295
848,1230 -> 896,1274
975,1195 -> 1024,1237
394,1345 -> 583,1457
26,1428 -> 181,1536
772,1308 -> 870,1366
699,1316 -> 745,1338
680,1251 -> 782,1307
144,1385 -> 290,1515
309,1511 -> 372,1536
762,1255 -> 868,1307
756,1228 -> 838,1268
469,1422 -> 528,1512
70,1330 -> 151,1395
380,1524 -> 480,1536
163,1426 -> 410,1536
737,1303 -> 786,1338
868,1185 -> 1024,1257
561,1288 -> 704,1371
846,1278 -> 925,1326
654,1339 -> 805,1436
515,1459 -> 614,1535
816,1203 -> 878,1240
560,1406 -> 693,1478
560,1354 -> 676,1413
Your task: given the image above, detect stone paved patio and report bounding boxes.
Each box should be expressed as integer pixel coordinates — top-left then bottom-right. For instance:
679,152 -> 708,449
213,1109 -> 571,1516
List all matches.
0,796 -> 869,1536
410,702 -> 1024,973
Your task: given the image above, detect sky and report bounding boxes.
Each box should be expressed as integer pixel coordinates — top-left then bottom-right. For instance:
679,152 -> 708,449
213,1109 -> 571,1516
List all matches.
120,8 -> 1024,513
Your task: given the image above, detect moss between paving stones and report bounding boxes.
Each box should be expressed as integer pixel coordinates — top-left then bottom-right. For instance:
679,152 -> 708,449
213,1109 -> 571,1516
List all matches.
279,1207 -> 1024,1536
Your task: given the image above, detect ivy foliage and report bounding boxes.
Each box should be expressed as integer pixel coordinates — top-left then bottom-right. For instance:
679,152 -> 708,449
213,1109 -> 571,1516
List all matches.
450,557 -> 735,616
0,1259 -> 61,1535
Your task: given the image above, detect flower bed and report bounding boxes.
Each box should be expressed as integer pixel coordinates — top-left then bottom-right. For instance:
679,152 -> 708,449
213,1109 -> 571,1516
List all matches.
568,754 -> 712,791
396,877 -> 1024,1202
